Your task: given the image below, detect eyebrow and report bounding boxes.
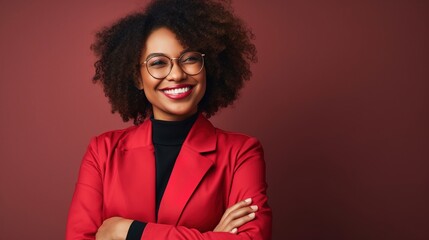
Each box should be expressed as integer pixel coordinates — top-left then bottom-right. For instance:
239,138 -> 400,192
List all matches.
144,48 -> 191,60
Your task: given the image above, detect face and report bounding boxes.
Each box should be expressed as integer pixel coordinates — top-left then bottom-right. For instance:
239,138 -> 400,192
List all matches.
139,27 -> 206,121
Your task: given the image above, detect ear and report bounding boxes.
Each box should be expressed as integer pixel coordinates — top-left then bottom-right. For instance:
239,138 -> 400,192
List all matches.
136,82 -> 144,90
135,75 -> 144,90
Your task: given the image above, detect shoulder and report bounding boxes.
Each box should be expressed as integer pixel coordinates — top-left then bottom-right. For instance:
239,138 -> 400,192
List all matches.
214,127 -> 264,155
94,125 -> 138,143
215,127 -> 259,143
87,123 -> 142,155
211,127 -> 265,175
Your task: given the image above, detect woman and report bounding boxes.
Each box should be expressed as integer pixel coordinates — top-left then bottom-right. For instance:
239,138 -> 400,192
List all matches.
66,0 -> 272,239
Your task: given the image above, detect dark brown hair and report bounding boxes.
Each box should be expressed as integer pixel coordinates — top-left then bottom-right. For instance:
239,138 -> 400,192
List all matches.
91,0 -> 256,125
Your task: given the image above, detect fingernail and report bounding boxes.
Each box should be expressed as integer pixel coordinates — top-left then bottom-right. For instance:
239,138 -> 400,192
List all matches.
248,212 -> 256,218
250,205 -> 258,211
244,198 -> 252,204
231,228 -> 238,233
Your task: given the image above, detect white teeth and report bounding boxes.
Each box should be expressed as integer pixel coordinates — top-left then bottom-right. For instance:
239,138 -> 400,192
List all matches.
163,87 -> 190,95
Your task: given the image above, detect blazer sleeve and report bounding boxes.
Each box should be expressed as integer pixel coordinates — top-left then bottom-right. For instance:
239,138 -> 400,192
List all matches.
66,137 -> 103,240
140,137 -> 272,240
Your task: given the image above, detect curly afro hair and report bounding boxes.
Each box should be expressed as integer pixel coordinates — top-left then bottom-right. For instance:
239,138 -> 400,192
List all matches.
91,0 -> 257,125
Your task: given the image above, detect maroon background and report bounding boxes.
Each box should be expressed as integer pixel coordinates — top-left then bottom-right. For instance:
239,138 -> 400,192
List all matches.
0,0 -> 428,239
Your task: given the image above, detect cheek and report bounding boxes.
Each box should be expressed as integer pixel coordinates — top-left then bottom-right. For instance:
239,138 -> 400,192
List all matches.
142,86 -> 157,108
142,81 -> 155,99
140,75 -> 158,103
140,71 -> 156,90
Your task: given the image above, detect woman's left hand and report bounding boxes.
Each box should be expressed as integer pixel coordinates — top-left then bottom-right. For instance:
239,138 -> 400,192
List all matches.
96,217 -> 133,240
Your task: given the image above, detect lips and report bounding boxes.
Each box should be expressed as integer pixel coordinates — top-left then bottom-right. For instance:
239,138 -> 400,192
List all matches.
160,84 -> 194,99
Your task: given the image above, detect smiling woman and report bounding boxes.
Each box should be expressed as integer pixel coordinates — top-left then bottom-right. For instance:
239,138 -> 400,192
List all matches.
66,0 -> 271,239
138,28 -> 207,121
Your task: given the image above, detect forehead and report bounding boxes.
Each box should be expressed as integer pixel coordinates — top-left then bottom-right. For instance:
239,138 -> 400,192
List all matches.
142,27 -> 186,58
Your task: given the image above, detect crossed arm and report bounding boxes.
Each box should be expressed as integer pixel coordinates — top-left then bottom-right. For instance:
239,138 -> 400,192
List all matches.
66,136 -> 271,240
96,198 -> 258,239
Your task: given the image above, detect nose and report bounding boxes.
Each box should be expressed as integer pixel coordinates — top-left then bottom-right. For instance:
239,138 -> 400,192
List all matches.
166,59 -> 186,81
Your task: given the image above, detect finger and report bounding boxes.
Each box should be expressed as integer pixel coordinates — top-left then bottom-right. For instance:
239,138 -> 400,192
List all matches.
225,211 -> 257,232
218,205 -> 258,232
221,198 -> 252,222
218,198 -> 252,224
222,205 -> 258,227
226,198 -> 252,214
214,199 -> 255,232
226,205 -> 258,222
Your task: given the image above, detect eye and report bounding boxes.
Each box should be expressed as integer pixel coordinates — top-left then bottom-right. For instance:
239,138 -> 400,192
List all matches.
181,53 -> 201,64
147,56 -> 169,68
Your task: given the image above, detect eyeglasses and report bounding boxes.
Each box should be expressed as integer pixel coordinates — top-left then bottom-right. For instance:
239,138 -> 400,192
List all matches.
142,51 -> 205,79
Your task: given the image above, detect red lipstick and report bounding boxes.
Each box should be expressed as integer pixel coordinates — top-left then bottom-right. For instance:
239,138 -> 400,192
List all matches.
160,84 -> 194,100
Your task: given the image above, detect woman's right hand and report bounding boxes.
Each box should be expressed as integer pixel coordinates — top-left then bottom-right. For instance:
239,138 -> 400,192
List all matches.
213,198 -> 258,234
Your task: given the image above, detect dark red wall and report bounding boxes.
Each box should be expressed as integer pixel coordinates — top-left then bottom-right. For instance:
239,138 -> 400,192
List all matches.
0,1 -> 427,239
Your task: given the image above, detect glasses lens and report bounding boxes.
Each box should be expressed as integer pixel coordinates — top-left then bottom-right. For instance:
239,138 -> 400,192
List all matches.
146,55 -> 171,79
179,52 -> 204,75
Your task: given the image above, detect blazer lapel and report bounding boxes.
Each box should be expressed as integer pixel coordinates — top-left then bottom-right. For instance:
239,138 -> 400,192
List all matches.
116,147 -> 156,222
116,119 -> 157,222
157,114 -> 217,225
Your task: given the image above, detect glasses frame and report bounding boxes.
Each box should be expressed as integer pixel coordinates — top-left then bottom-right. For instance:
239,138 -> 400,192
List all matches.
142,51 -> 205,80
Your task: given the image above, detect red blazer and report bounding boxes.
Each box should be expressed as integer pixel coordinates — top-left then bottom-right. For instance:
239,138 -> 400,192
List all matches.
66,114 -> 272,239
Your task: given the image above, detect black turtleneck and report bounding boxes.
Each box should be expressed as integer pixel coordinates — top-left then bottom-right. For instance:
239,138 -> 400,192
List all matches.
126,114 -> 198,240
151,114 -> 198,213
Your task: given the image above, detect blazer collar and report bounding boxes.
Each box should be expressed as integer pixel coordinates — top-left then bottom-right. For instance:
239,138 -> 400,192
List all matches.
120,113 -> 216,153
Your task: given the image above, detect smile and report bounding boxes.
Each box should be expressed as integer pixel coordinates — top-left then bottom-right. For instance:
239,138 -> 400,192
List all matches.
161,85 -> 194,99
163,87 -> 191,95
